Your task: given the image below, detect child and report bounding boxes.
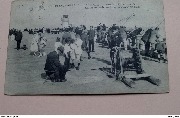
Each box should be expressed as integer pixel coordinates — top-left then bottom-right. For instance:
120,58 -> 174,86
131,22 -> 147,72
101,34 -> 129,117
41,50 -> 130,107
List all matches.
38,36 -> 47,57
155,39 -> 166,63
74,34 -> 83,69
30,33 -> 39,56
70,34 -> 83,70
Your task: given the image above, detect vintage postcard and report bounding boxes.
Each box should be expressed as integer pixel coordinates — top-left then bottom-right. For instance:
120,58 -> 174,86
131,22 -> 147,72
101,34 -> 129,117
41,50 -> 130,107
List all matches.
5,0 -> 169,95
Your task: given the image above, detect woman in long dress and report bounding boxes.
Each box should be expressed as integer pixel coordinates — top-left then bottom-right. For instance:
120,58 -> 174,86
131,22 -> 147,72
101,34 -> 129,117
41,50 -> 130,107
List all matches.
30,33 -> 39,56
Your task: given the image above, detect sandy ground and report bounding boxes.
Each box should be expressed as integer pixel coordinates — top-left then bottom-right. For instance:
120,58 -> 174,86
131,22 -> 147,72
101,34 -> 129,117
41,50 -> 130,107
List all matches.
4,32 -> 169,95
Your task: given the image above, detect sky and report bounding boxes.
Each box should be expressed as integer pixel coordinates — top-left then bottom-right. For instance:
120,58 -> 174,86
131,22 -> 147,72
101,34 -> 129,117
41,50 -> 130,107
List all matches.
9,0 -> 166,37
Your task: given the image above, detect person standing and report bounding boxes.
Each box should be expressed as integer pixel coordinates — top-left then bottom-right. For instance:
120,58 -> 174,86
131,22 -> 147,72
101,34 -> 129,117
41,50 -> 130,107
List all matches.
69,35 -> 83,70
38,36 -> 47,57
155,39 -> 166,63
81,30 -> 88,50
30,33 -> 40,56
88,26 -> 95,52
74,34 -> 83,70
69,38 -> 77,68
149,27 -> 160,51
163,38 -> 167,62
141,28 -> 153,56
15,30 -> 23,50
63,37 -> 72,69
118,27 -> 127,50
81,30 -> 91,59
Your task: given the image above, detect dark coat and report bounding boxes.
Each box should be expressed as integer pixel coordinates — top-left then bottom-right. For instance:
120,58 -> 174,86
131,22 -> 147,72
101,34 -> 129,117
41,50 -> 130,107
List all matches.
88,30 -> 95,40
44,51 -> 61,72
141,29 -> 153,43
15,31 -> 23,42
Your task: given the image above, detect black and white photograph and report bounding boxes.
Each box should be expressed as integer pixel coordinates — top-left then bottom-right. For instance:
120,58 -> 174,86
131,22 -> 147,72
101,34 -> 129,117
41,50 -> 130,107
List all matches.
5,0 -> 169,95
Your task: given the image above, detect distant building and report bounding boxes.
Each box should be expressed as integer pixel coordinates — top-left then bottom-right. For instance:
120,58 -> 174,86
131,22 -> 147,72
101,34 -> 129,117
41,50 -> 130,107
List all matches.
61,15 -> 69,28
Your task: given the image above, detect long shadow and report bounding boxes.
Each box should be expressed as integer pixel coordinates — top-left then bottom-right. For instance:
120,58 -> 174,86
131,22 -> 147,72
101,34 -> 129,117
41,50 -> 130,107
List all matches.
134,77 -> 161,86
99,67 -> 115,78
92,57 -> 111,65
99,67 -> 135,88
99,67 -> 161,87
142,56 -> 159,62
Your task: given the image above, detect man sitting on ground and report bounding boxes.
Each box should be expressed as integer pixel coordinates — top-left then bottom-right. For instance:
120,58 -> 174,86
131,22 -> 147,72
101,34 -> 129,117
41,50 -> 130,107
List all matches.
44,46 -> 68,82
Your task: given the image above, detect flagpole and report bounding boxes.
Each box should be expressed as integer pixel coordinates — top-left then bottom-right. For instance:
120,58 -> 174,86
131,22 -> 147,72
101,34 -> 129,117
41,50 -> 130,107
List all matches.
156,19 -> 165,28
122,13 -> 135,26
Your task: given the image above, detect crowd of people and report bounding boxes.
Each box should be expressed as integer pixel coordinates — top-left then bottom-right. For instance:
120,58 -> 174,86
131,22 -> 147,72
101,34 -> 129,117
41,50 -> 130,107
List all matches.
9,23 -> 167,83
44,25 -> 96,82
9,28 -> 47,57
